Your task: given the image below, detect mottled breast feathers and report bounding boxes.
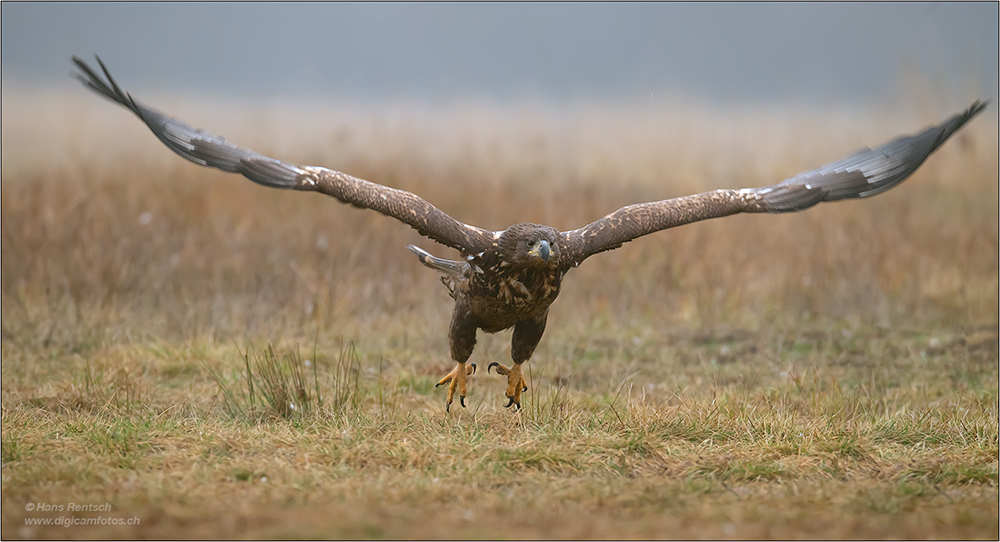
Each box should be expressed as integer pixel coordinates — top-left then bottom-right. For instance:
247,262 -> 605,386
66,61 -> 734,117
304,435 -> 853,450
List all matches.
460,224 -> 565,332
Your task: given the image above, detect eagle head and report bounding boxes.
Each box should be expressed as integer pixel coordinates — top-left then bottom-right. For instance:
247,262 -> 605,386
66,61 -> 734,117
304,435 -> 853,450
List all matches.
498,223 -> 560,268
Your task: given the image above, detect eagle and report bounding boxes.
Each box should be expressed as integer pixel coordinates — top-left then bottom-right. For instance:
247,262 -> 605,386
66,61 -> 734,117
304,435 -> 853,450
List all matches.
71,55 -> 988,412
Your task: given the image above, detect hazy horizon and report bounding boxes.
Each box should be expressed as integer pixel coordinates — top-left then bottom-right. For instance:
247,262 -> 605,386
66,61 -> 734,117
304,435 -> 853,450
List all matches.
2,3 -> 997,107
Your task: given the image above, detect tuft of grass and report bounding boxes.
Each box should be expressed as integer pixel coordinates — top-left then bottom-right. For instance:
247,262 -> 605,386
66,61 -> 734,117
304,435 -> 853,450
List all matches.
56,362 -> 146,415
207,341 -> 365,422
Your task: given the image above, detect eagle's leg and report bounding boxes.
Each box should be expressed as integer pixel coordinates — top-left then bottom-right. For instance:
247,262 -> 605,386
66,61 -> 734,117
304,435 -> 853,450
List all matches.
488,362 -> 527,410
488,313 -> 547,411
436,362 -> 476,412
437,302 -> 478,412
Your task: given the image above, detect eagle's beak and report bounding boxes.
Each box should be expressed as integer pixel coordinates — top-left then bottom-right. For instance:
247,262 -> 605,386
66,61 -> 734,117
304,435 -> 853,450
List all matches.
529,240 -> 551,262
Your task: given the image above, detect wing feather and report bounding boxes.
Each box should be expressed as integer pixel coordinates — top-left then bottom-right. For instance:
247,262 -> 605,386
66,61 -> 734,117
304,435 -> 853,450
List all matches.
71,55 -> 497,254
560,100 -> 989,266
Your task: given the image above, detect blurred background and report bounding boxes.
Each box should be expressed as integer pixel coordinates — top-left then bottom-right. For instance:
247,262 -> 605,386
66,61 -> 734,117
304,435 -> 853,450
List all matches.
2,2 -> 997,104
1,3 -> 996,346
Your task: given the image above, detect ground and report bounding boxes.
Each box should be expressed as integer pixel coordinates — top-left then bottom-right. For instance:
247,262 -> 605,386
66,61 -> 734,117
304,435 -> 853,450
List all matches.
1,91 -> 997,539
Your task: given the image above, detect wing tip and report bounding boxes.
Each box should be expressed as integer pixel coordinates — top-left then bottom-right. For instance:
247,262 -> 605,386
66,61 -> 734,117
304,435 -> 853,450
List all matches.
968,98 -> 991,116
955,98 -> 991,130
70,53 -> 142,117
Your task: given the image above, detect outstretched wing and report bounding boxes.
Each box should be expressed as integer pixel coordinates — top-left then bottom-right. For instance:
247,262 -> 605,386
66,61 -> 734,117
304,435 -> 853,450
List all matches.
559,100 -> 989,267
70,55 -> 498,255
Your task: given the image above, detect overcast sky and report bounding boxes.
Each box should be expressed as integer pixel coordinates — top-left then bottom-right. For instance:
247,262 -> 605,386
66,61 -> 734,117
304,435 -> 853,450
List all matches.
2,2 -> 997,105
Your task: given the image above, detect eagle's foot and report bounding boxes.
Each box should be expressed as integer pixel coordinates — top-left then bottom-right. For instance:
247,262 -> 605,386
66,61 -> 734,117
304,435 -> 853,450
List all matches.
436,362 -> 476,412
487,362 -> 527,411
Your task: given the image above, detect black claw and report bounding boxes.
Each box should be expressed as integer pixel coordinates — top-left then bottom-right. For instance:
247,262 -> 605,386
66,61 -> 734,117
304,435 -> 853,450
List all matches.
460,395 -> 466,408
435,382 -> 443,388
513,402 -> 521,412
488,362 -> 499,374
446,401 -> 451,413
470,363 -> 477,375
523,385 -> 528,392
505,396 -> 515,408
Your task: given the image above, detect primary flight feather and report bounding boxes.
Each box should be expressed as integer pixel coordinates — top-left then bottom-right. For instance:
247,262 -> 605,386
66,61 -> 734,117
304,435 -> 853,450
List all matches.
71,55 -> 989,411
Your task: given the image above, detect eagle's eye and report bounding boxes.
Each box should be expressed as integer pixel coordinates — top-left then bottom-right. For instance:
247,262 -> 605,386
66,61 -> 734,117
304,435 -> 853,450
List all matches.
525,239 -> 534,247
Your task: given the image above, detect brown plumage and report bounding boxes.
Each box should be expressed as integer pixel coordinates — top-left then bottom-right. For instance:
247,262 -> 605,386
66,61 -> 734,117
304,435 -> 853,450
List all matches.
72,55 -> 989,411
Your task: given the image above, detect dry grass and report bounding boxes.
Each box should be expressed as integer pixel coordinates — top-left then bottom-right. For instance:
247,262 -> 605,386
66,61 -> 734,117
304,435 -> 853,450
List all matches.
1,89 -> 997,539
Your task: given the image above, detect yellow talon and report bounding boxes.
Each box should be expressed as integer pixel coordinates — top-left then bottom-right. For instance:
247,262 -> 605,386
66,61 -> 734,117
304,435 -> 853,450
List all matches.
488,362 -> 526,410
437,362 -> 476,411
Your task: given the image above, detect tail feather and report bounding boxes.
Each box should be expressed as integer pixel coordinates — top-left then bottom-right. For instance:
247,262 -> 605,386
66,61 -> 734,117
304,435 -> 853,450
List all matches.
407,245 -> 465,275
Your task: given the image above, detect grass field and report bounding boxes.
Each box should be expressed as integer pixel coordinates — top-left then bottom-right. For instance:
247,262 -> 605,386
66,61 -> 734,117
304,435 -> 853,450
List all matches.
2,89 -> 998,539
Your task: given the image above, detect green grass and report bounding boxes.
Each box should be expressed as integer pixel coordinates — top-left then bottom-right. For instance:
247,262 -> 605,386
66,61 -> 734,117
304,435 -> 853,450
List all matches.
2,93 -> 997,538
3,328 -> 995,539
